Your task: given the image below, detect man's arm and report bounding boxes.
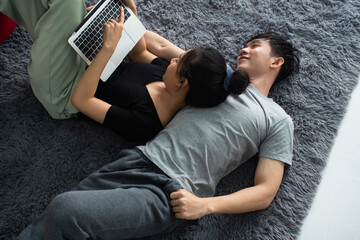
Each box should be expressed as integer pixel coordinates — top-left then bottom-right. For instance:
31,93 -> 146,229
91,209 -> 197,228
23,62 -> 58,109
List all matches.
170,157 -> 284,219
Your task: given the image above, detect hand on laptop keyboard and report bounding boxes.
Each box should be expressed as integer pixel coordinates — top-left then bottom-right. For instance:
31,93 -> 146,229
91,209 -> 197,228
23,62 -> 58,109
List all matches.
102,6 -> 125,52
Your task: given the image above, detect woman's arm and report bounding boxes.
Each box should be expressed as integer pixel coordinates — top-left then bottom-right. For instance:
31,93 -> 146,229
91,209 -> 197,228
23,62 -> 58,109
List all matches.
120,0 -> 157,63
88,1 -> 184,63
71,8 -> 125,124
129,36 -> 158,64
170,157 -> 284,219
86,1 -> 157,64
123,0 -> 184,63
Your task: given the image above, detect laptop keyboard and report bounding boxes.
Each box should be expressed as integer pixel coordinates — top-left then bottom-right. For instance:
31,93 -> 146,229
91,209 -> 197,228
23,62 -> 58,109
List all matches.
74,0 -> 131,62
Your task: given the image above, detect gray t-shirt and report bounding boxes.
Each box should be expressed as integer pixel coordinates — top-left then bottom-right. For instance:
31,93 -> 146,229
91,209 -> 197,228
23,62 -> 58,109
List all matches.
137,85 -> 294,197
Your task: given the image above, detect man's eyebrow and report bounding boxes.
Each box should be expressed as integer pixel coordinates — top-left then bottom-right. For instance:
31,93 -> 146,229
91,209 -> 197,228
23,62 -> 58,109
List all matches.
246,39 -> 263,47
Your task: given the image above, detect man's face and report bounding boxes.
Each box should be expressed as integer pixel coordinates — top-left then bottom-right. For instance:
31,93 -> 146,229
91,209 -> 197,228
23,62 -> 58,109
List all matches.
236,38 -> 274,79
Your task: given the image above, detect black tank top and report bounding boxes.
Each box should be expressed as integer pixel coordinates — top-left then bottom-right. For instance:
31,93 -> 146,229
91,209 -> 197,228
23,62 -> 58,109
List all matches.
95,58 -> 169,142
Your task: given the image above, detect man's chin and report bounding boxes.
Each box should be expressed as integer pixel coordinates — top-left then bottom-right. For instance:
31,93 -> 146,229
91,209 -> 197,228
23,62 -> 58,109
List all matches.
236,65 -> 246,72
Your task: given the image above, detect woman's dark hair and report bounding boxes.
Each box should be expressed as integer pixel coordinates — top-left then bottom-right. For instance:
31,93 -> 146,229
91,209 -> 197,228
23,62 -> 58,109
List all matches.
247,32 -> 300,85
177,47 -> 250,108
228,69 -> 250,95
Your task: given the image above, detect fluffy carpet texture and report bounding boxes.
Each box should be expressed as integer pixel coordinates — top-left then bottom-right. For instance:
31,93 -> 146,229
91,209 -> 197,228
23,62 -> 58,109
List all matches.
1,0 -> 359,239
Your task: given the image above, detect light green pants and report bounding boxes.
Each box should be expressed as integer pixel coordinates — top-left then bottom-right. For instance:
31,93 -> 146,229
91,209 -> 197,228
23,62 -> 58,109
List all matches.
1,0 -> 87,119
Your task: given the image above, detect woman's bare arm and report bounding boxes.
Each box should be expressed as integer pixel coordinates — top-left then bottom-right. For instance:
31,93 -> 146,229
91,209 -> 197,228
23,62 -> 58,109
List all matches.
71,9 -> 125,124
144,30 -> 185,61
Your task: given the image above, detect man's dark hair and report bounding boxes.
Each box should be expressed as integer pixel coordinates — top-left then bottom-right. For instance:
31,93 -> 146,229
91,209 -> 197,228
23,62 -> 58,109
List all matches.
177,47 -> 249,108
247,32 -> 300,84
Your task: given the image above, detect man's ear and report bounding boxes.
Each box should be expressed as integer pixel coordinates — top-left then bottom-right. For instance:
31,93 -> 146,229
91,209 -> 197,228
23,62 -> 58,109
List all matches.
271,57 -> 284,69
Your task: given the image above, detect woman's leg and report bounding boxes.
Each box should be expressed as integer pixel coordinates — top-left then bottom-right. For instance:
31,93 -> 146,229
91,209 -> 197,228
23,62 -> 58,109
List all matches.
1,0 -> 87,119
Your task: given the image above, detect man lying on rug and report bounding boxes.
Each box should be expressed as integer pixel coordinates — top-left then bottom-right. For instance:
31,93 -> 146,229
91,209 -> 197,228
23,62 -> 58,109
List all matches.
15,16 -> 301,240
4,0 -> 299,239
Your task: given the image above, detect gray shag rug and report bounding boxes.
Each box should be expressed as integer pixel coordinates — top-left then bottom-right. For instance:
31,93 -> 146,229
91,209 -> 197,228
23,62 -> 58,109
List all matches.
1,0 -> 360,239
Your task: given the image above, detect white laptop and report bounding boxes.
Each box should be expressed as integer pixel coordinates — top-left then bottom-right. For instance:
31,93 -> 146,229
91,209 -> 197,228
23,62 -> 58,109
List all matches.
68,0 -> 146,81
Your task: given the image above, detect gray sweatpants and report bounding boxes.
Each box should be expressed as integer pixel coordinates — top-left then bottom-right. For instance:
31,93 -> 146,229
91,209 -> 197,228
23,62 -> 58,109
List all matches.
16,148 -> 183,239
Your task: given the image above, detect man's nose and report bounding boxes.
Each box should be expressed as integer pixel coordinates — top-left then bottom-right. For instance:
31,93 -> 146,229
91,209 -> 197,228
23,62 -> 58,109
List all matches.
240,48 -> 248,56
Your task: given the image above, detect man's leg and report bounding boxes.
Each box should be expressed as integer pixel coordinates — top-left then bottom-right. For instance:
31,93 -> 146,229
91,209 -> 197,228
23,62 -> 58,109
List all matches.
46,149 -> 181,239
16,149 -> 182,239
0,0 -> 47,39
0,0 -> 87,119
44,186 -> 178,239
16,187 -> 178,240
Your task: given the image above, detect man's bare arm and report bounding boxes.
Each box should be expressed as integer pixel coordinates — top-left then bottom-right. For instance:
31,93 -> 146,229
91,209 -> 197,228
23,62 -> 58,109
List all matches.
170,157 -> 284,219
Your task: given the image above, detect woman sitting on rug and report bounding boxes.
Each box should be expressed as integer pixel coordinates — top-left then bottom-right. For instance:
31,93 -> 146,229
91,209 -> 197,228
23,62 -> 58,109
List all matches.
0,0 -> 249,142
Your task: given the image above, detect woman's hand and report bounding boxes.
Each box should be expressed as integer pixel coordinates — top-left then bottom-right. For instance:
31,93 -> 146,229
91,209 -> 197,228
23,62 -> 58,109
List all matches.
170,189 -> 211,220
86,0 -> 137,15
102,7 -> 125,52
86,5 -> 95,12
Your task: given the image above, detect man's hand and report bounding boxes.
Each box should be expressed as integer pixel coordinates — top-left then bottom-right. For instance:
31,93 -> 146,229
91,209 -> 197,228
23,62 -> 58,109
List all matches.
102,7 -> 125,52
170,189 -> 210,220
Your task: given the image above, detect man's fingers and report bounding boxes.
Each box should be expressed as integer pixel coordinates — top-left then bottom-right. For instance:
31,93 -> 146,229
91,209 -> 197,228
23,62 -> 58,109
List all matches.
170,190 -> 183,200
170,192 -> 178,200
172,206 -> 181,213
170,199 -> 182,206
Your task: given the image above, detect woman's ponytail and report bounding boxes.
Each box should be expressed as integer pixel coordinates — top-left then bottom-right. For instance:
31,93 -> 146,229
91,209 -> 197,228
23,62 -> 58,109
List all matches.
180,47 -> 250,108
228,69 -> 250,95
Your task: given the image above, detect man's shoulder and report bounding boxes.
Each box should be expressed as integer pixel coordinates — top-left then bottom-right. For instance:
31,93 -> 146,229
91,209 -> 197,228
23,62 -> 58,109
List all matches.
244,86 -> 291,120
